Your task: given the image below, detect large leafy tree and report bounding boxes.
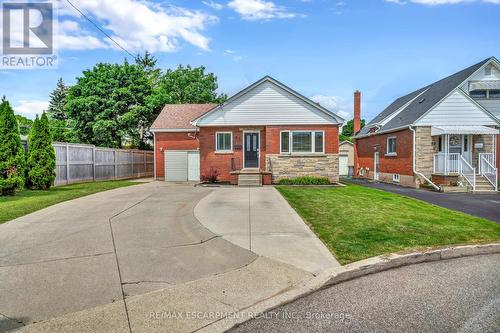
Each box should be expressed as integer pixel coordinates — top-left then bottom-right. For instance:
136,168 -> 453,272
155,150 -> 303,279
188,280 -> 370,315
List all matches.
0,97 -> 25,195
26,113 -> 56,189
65,60 -> 152,148
340,118 -> 366,142
15,114 -> 33,136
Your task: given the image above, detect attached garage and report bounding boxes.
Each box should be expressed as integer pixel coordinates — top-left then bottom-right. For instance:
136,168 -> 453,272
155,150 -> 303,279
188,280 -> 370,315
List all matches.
165,150 -> 200,182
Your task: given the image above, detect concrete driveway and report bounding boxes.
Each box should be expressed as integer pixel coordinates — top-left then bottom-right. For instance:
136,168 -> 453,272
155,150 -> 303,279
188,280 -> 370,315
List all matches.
195,186 -> 340,274
345,178 -> 500,223
0,182 -> 316,332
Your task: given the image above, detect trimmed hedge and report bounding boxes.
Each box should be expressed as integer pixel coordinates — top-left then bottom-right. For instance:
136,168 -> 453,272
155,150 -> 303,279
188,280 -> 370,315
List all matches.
277,176 -> 331,185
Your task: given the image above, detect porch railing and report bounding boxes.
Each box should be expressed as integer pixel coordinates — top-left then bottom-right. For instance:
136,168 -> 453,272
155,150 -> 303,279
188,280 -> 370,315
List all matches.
480,154 -> 498,191
460,155 -> 476,191
433,153 -> 460,174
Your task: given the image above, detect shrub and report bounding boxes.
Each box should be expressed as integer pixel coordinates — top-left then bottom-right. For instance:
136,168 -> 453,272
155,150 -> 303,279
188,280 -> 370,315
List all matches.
26,112 -> 56,190
277,176 -> 331,185
201,167 -> 220,183
0,97 -> 25,195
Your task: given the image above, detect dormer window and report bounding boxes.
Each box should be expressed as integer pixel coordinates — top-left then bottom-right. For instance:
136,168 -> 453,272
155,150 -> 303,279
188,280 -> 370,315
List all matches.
470,89 -> 487,99
490,90 -> 500,99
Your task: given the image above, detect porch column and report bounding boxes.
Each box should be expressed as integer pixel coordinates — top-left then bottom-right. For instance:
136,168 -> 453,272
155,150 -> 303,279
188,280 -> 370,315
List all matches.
444,134 -> 448,175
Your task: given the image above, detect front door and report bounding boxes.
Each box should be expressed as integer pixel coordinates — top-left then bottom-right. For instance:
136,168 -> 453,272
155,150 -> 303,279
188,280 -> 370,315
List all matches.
374,152 -> 379,180
244,132 -> 259,168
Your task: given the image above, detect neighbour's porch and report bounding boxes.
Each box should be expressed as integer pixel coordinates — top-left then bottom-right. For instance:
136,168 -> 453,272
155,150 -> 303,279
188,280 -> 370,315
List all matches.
431,126 -> 498,191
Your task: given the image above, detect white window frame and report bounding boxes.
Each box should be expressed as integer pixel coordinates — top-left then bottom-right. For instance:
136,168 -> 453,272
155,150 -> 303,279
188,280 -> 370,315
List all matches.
280,130 -> 325,154
215,131 -> 233,153
386,136 -> 397,156
392,174 -> 400,183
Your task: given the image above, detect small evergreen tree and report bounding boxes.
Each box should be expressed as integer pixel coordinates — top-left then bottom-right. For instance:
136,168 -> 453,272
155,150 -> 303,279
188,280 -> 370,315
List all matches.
47,78 -> 68,121
0,97 -> 25,195
26,112 -> 56,190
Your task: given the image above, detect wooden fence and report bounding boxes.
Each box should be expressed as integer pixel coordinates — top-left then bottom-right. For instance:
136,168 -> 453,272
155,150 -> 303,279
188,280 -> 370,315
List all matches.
53,142 -> 154,186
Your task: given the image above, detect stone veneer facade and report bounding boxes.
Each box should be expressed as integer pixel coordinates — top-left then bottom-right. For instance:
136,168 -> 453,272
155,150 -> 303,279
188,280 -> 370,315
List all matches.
266,154 -> 339,183
414,126 -> 435,178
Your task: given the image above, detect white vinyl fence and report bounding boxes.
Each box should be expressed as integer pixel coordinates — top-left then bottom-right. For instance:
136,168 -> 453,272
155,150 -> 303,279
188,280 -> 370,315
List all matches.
54,142 -> 154,186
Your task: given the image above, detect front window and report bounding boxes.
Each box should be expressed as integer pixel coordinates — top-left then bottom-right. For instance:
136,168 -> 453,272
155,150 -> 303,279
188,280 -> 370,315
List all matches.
387,137 -> 397,155
280,131 -> 325,154
216,132 -> 232,152
470,90 -> 487,99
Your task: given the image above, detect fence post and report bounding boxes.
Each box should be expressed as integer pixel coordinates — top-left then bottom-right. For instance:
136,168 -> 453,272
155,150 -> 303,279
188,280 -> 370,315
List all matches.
92,146 -> 96,181
65,143 -> 69,185
143,151 -> 146,177
114,150 -> 118,180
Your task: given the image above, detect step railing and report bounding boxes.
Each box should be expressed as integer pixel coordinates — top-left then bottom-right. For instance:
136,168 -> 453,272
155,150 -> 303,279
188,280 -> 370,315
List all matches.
479,155 -> 498,191
459,155 -> 476,191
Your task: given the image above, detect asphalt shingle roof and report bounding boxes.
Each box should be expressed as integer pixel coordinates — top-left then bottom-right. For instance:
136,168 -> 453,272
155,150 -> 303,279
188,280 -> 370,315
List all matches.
151,103 -> 217,130
357,57 -> 492,137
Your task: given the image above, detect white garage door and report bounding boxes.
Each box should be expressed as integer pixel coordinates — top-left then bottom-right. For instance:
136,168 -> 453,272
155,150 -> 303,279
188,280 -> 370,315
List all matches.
339,155 -> 349,176
165,151 -> 200,182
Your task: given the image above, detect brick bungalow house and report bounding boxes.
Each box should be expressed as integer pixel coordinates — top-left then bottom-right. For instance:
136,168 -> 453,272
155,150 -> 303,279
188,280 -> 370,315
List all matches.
151,76 -> 344,186
353,57 -> 500,192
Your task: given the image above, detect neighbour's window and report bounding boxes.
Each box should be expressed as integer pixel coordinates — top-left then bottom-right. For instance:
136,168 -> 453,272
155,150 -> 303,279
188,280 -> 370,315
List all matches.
489,90 -> 500,99
281,131 -> 290,153
280,131 -> 325,154
470,90 -> 487,99
387,137 -> 397,155
216,132 -> 232,152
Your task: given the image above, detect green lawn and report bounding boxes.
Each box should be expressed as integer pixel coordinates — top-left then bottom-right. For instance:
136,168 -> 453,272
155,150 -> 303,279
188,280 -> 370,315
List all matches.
0,180 -> 141,224
277,185 -> 500,265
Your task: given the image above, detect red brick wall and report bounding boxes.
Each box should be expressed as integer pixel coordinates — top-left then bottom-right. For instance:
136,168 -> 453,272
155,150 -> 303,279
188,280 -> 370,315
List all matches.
154,132 -> 199,178
199,125 -> 339,182
355,129 -> 413,177
497,133 -> 500,178
265,125 -> 339,154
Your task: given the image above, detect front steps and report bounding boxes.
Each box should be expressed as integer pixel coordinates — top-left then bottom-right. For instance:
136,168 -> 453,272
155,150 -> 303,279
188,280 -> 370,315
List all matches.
237,169 -> 262,187
473,175 -> 496,193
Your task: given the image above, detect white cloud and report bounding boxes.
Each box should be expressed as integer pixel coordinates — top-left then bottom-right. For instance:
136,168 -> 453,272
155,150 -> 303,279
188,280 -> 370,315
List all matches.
386,0 -> 500,5
52,0 -> 218,53
228,0 -> 296,20
203,1 -> 225,10
310,95 -> 351,120
13,100 -> 49,119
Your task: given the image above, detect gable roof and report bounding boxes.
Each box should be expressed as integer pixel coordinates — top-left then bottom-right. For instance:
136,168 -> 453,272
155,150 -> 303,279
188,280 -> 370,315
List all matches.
356,57 -> 498,137
151,103 -> 217,131
192,76 -> 344,126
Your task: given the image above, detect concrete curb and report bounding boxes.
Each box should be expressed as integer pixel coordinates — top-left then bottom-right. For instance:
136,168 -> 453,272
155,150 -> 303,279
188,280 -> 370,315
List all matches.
198,242 -> 500,333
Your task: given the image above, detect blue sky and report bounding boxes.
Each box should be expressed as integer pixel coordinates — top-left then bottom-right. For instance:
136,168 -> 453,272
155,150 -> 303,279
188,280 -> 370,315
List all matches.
2,0 -> 500,122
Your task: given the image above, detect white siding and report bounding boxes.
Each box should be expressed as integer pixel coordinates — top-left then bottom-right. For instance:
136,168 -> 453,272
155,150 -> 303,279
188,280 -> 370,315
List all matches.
197,81 -> 337,126
476,99 -> 500,120
460,62 -> 500,92
415,89 -> 498,126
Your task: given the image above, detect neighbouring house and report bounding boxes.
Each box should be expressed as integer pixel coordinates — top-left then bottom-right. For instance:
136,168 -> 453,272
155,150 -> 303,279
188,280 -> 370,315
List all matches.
339,141 -> 354,176
151,76 -> 344,186
353,57 -> 500,192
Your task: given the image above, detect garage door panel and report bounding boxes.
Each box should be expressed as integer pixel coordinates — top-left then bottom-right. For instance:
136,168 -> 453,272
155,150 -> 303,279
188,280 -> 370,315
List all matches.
339,155 -> 348,176
187,152 -> 200,181
165,151 -> 188,181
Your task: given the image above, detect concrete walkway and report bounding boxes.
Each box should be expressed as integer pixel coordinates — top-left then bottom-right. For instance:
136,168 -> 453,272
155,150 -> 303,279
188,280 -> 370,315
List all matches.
0,182 -> 314,332
195,186 -> 340,274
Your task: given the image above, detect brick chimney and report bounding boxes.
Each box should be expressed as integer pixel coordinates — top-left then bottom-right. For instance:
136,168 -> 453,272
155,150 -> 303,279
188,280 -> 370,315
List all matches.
353,90 -> 361,177
354,90 -> 361,135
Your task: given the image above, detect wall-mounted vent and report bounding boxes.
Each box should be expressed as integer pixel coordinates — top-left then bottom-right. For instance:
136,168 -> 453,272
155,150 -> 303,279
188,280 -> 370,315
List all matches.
393,174 -> 400,183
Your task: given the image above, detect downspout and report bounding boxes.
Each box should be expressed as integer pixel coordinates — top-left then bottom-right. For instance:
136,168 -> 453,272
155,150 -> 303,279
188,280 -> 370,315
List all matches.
409,126 -> 440,191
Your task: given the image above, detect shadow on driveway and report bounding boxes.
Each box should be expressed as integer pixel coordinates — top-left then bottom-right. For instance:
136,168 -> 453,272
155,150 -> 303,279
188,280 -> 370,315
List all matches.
343,178 -> 500,223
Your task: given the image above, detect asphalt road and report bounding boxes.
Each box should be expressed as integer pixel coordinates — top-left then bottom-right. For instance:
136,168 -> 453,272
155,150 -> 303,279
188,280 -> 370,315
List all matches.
231,254 -> 500,333
344,178 -> 500,223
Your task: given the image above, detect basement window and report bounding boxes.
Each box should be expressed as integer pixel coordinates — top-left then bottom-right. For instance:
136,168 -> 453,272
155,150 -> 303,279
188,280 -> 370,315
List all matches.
393,174 -> 400,183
